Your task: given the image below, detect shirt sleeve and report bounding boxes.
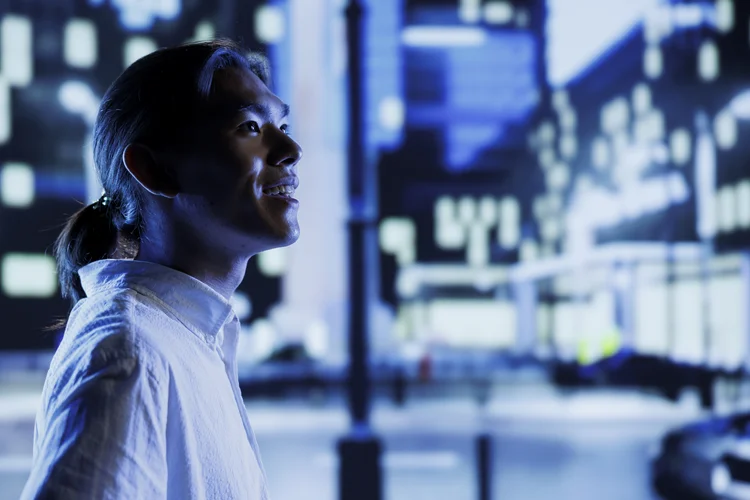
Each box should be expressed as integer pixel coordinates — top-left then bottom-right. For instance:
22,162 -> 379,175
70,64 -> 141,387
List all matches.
21,332 -> 169,500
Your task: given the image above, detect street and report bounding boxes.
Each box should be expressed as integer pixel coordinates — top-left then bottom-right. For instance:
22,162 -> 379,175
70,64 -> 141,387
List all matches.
0,381 -> 699,500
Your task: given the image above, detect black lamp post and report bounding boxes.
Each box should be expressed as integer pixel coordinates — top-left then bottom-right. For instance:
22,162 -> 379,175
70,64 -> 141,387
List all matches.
337,1 -> 383,499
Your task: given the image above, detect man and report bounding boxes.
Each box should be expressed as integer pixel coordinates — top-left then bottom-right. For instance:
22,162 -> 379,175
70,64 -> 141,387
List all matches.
22,39 -> 302,499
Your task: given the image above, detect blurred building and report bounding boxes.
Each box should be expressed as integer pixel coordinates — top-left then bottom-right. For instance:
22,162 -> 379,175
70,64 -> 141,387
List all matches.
1,0 -> 750,382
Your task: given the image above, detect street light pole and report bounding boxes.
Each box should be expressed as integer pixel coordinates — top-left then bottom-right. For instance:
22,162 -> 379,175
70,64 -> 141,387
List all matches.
337,1 -> 383,499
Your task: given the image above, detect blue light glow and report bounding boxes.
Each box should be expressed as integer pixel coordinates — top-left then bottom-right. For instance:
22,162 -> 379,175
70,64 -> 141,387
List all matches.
88,0 -> 181,31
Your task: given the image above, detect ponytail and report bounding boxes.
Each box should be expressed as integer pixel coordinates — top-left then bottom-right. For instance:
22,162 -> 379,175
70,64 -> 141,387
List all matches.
54,198 -> 117,303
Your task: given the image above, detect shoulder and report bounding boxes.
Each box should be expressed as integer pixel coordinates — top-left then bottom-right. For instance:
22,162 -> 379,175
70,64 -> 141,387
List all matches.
51,288 -> 169,387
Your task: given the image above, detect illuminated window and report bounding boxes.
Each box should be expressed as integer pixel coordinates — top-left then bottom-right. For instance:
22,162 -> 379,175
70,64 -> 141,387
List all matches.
401,26 -> 486,47
715,0 -> 735,33
193,20 -> 214,42
552,302 -> 582,354
560,134 -> 577,159
1,163 -> 34,208
672,4 -> 706,28
58,81 -> 99,125
467,223 -> 489,266
670,128 -> 691,166
64,19 -> 97,68
714,110 -> 738,150
498,197 -> 520,248
671,279 -> 703,364
378,96 -> 404,132
538,121 -> 556,145
547,163 -> 570,191
428,299 -> 516,348
730,91 -> 750,119
698,41 -> 720,81
602,97 -> 630,133
643,5 -> 673,44
644,45 -> 663,79
248,319 -> 277,361
709,275 -> 745,368
592,137 -> 610,170
436,222 -> 465,251
483,1 -> 514,24
459,0 -> 482,23
478,197 -> 498,225
92,0 -> 181,30
304,319 -> 329,359
635,109 -> 665,143
458,196 -> 477,224
435,196 -> 455,222
258,247 -> 287,277
396,269 -> 420,299
559,108 -> 577,131
1,15 -> 32,86
520,238 -> 538,261
539,148 -> 555,170
379,217 -> 416,266
1,253 -> 57,298
123,36 -> 157,67
717,185 -> 737,233
533,196 -> 547,220
632,83 -> 651,115
536,303 -> 552,347
255,5 -> 285,44
435,197 -> 466,250
0,77 -> 9,144
634,282 -> 669,355
736,180 -> 750,229
715,187 -> 735,236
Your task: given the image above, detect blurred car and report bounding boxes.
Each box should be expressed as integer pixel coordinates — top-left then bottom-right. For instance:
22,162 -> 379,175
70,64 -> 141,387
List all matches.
551,350 -> 716,408
651,412 -> 750,499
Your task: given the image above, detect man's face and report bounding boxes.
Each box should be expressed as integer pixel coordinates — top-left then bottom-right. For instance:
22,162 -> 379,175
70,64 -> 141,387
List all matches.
170,65 -> 303,254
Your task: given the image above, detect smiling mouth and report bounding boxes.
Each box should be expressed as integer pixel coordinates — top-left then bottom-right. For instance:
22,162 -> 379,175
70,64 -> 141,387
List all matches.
263,185 -> 297,198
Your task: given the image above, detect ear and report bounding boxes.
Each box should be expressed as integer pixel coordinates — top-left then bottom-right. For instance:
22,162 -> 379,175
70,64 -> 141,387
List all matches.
122,143 -> 179,198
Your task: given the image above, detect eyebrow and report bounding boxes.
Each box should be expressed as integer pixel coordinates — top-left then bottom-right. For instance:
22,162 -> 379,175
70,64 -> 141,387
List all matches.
237,102 -> 290,121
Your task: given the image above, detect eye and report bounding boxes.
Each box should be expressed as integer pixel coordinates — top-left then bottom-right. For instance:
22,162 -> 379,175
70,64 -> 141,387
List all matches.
241,121 -> 260,134
280,124 -> 291,136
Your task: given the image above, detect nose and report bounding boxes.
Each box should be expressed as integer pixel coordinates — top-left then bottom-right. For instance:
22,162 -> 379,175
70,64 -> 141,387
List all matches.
267,130 -> 303,168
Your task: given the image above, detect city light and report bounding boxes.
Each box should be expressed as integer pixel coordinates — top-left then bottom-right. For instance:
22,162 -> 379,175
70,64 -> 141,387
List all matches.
1,254 -> 57,298
401,26 -> 487,47
64,19 -> 98,69
0,163 -> 34,208
1,15 -> 32,86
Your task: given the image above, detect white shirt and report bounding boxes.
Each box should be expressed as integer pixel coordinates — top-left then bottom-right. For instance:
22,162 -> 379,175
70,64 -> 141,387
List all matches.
22,259 -> 270,500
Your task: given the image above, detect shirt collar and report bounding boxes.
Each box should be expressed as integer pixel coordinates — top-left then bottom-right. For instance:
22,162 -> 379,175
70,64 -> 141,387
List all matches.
78,259 -> 237,344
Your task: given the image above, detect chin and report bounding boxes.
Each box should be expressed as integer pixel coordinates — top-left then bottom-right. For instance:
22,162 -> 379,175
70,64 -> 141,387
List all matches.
257,224 -> 300,251
275,230 -> 300,248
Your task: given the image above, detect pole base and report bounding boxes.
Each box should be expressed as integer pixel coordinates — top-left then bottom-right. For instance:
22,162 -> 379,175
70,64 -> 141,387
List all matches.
337,433 -> 383,500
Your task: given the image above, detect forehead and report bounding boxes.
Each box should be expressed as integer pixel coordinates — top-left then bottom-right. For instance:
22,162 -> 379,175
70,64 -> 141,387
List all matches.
207,66 -> 286,119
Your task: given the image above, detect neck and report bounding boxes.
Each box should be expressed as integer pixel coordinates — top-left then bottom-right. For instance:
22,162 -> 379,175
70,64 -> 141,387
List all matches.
136,217 -> 251,301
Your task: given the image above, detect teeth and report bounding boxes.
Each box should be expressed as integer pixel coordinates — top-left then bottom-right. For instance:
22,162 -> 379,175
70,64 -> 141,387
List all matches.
264,185 -> 296,197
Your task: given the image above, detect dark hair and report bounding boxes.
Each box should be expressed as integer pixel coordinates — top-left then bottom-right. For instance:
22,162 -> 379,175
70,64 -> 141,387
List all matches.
54,39 -> 270,305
